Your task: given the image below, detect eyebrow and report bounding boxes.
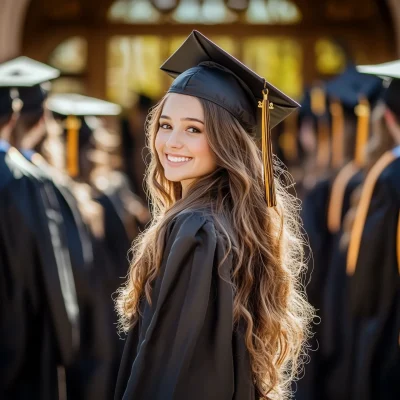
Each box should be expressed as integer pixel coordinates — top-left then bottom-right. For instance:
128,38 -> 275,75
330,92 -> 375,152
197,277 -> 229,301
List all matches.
160,115 -> 204,125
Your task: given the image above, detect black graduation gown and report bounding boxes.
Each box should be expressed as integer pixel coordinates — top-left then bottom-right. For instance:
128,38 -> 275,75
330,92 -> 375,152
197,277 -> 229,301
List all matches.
349,156 -> 400,400
296,177 -> 333,400
0,147 -> 78,399
114,211 -> 256,400
24,153 -> 115,400
95,190 -> 132,392
319,170 -> 363,400
302,177 -> 334,309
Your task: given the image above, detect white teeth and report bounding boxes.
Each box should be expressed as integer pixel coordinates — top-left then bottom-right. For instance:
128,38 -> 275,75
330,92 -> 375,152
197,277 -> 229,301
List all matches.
167,155 -> 192,163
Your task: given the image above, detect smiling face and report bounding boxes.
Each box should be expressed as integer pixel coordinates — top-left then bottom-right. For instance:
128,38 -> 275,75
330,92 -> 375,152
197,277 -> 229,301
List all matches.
155,93 -> 217,193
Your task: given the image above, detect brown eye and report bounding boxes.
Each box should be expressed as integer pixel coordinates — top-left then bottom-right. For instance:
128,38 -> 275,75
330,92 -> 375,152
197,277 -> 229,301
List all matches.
187,127 -> 201,133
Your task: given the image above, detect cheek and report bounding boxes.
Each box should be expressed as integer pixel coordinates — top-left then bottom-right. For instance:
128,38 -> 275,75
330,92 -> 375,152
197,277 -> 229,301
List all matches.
191,137 -> 216,171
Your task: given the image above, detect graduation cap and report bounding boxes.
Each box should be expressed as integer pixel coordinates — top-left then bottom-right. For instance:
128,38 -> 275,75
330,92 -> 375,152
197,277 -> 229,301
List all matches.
325,65 -> 383,167
357,60 -> 400,119
0,56 -> 59,115
0,56 -> 60,87
47,94 -> 121,177
160,30 -> 300,207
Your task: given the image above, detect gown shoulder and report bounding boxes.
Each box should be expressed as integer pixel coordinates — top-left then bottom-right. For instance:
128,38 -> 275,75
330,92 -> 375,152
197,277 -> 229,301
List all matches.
114,209 -> 255,400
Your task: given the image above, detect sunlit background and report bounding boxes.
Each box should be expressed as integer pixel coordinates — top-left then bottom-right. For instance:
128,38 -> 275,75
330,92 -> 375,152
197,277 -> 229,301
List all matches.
3,0 -> 397,109
1,2 -> 400,399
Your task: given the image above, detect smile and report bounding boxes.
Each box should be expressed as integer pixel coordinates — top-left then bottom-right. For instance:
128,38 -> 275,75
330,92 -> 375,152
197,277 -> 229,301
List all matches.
166,154 -> 193,164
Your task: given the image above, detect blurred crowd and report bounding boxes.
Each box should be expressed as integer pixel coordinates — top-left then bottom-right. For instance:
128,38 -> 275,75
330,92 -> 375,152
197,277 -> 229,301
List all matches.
291,62 -> 399,399
0,52 -> 399,400
0,58 -> 150,400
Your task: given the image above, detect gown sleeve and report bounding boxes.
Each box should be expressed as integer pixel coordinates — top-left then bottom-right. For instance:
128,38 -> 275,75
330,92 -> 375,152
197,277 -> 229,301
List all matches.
348,163 -> 400,400
350,174 -> 399,317
301,178 -> 332,309
115,212 -> 237,400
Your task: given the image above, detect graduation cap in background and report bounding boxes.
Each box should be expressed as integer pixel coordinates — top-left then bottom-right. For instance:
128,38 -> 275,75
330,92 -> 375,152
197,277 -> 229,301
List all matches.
160,30 -> 300,207
357,60 -> 400,119
0,56 -> 60,115
46,94 -> 121,178
325,65 -> 383,168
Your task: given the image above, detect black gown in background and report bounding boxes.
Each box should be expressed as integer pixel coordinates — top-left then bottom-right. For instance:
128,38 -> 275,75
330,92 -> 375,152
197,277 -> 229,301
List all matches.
114,211 -> 256,400
349,154 -> 400,400
95,191 -> 132,395
319,170 -> 363,400
296,176 -> 333,400
0,146 -> 78,399
22,151 -> 115,400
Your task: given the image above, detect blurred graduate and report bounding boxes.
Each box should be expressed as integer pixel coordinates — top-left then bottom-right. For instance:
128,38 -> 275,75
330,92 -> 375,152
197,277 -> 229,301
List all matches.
0,57 -> 79,399
341,61 -> 400,400
297,65 -> 382,400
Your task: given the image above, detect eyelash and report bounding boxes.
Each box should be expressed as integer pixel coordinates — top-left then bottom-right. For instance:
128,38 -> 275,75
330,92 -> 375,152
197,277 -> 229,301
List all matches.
159,123 -> 201,134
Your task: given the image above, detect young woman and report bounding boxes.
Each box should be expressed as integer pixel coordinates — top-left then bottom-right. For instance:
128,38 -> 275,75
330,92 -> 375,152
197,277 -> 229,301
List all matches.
115,31 -> 313,400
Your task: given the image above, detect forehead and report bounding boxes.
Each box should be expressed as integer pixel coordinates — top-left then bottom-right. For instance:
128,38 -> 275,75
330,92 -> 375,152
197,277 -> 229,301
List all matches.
162,93 -> 204,119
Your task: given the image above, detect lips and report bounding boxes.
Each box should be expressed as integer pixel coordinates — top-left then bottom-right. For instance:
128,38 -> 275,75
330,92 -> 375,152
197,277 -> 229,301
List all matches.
166,154 -> 193,163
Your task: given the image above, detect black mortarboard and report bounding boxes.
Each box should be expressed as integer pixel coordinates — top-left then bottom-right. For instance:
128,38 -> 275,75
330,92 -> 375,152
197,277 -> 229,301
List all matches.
325,65 -> 383,167
357,60 -> 400,118
47,94 -> 121,177
160,30 -> 300,206
161,30 -> 298,130
325,65 -> 382,110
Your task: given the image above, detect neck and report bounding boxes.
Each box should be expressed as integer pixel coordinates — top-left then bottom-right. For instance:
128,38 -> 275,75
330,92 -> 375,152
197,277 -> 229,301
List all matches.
181,179 -> 195,198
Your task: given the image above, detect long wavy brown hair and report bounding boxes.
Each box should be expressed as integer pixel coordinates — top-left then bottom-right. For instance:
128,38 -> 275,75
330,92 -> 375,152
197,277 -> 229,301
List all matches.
117,94 -> 314,399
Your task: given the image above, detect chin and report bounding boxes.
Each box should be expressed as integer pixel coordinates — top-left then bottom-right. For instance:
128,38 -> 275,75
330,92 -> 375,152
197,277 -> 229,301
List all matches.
165,173 -> 191,183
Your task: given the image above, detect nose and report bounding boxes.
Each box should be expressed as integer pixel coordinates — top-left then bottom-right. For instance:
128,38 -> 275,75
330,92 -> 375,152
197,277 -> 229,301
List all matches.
165,128 -> 184,149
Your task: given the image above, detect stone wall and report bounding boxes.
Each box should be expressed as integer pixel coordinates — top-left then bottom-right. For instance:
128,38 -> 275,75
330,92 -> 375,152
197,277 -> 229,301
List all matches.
0,0 -> 30,62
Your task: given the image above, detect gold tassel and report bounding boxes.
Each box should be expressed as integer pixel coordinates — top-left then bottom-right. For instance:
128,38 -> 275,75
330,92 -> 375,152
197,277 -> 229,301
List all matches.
65,115 -> 81,178
327,161 -> 359,233
354,98 -> 370,167
347,151 -> 396,275
279,112 -> 298,163
311,86 -> 331,169
259,88 -> 276,207
330,100 -> 345,169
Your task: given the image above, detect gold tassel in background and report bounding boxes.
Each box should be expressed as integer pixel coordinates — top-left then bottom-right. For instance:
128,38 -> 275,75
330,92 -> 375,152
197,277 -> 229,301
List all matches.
65,115 -> 81,178
354,97 -> 371,167
330,100 -> 345,169
280,111 -> 298,163
259,88 -> 276,207
347,151 -> 396,275
311,86 -> 331,170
